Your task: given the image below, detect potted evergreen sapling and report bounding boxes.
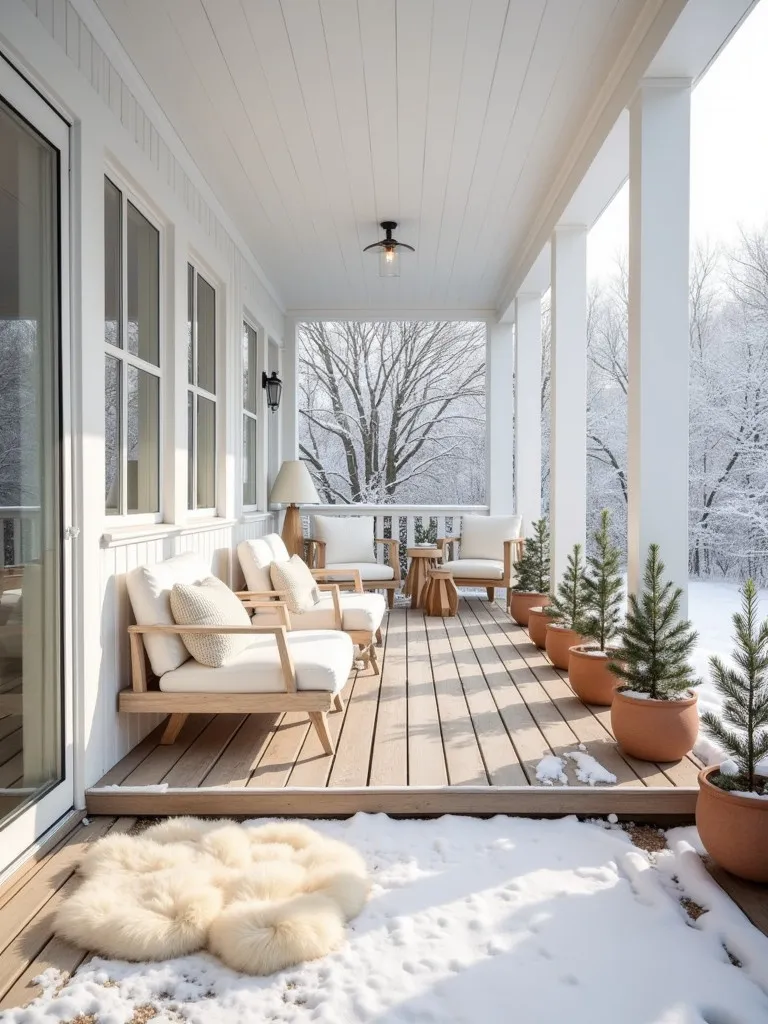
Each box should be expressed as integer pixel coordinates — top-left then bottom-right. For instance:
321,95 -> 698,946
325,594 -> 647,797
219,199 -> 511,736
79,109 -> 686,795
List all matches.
544,543 -> 590,670
569,510 -> 624,705
509,519 -> 551,626
610,544 -> 700,762
696,580 -> 768,882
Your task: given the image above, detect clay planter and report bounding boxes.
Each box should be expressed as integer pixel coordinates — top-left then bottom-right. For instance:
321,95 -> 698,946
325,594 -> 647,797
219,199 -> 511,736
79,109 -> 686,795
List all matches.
696,766 -> 768,882
527,607 -> 555,649
568,646 -> 619,706
509,591 -> 549,626
611,688 -> 698,762
545,624 -> 582,671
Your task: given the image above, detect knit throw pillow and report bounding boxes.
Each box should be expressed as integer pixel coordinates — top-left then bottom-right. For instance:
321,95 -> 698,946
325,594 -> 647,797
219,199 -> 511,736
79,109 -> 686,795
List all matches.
169,576 -> 253,668
270,555 -> 321,614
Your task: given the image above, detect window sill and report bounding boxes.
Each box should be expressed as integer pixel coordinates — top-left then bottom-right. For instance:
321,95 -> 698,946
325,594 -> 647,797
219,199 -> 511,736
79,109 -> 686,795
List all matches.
101,517 -> 238,548
241,510 -> 273,522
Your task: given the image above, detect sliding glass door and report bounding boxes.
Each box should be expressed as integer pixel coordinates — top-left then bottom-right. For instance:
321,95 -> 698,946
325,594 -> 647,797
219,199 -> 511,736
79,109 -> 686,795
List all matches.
0,60 -> 72,869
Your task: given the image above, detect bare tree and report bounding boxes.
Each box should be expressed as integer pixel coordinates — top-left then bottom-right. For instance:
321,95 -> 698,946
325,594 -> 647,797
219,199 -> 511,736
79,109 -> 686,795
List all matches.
298,321 -> 486,504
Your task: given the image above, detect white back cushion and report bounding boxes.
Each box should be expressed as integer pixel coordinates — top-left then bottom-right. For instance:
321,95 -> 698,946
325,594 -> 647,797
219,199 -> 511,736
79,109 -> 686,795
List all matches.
237,534 -> 290,593
460,514 -> 522,560
312,515 -> 374,564
125,553 -> 211,677
270,555 -> 321,613
170,576 -> 253,668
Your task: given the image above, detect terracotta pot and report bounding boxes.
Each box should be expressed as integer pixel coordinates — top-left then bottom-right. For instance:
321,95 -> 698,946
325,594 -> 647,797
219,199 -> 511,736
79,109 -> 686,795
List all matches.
696,765 -> 768,882
527,607 -> 555,648
568,646 -> 619,705
611,688 -> 698,762
545,625 -> 582,670
509,591 -> 549,626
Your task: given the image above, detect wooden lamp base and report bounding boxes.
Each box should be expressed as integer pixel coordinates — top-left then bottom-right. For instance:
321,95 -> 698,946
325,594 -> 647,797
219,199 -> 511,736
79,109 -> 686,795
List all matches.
281,503 -> 305,559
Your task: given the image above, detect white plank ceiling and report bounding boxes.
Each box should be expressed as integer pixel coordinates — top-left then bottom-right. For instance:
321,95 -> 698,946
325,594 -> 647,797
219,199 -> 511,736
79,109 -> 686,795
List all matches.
94,0 -> 650,314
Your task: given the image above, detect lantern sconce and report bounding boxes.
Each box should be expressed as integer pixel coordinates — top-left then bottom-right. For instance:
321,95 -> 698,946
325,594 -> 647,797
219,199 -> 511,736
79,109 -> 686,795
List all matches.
262,370 -> 282,413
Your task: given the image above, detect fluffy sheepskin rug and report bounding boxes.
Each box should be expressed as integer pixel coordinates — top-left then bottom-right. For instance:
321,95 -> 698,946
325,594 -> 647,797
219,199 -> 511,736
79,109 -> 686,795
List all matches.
54,818 -> 370,975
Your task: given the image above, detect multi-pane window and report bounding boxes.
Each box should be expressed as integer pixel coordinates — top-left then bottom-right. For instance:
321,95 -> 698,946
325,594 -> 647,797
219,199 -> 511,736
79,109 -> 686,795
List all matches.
187,264 -> 217,510
104,176 -> 161,516
242,321 -> 259,507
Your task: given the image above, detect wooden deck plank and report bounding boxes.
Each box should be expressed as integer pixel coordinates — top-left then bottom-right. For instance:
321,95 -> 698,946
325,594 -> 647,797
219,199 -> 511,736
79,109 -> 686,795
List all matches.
96,720 -> 168,786
287,680 -> 354,787
248,712 -> 312,787
405,609 -> 448,786
120,714 -> 214,786
162,714 -> 247,788
328,666 -> 380,788
0,812 -> 85,912
368,609 -> 408,787
0,718 -> 21,745
0,753 -> 22,787
707,863 -> 768,937
200,713 -> 280,788
424,614 -> 488,785
0,936 -> 88,1011
442,615 -> 528,786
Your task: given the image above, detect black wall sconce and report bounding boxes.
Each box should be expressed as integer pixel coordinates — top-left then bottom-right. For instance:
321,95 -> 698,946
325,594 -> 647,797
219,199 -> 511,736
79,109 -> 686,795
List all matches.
262,370 -> 283,412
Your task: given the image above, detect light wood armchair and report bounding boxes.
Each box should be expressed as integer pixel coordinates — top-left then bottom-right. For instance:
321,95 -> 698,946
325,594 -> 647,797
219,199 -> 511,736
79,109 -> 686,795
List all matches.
308,537 -> 401,609
119,601 -> 350,754
438,536 -> 524,606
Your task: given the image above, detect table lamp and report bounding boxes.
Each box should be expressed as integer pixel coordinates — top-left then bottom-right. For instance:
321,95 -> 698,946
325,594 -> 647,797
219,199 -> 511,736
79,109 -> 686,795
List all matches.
270,460 -> 320,558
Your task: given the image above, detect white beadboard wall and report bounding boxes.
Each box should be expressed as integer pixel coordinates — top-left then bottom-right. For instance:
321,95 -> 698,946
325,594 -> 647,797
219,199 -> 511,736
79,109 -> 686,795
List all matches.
96,515 -> 275,780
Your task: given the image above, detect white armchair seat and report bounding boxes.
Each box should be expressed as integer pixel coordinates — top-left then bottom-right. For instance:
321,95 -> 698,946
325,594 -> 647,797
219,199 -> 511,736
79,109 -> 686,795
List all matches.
160,630 -> 353,694
256,591 -> 386,632
442,558 -> 505,580
326,562 -> 395,582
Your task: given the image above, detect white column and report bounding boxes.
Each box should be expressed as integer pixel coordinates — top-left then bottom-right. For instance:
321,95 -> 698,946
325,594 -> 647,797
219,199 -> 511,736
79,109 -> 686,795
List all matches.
627,79 -> 691,610
281,317 -> 299,463
486,320 -> 515,514
550,225 -> 588,583
514,293 -> 542,533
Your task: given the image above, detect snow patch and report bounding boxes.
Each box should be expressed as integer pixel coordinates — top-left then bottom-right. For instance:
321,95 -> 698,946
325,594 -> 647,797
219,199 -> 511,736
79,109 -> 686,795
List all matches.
535,754 -> 567,785
5,814 -> 768,1024
564,751 -> 618,786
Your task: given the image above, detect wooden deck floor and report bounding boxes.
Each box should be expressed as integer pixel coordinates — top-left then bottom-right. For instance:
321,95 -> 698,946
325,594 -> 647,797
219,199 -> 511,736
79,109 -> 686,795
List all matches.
87,598 -> 702,817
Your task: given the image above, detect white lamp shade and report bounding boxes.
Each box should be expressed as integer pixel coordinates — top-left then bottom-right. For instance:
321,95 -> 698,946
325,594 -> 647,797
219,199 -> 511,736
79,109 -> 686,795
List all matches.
269,460 -> 320,505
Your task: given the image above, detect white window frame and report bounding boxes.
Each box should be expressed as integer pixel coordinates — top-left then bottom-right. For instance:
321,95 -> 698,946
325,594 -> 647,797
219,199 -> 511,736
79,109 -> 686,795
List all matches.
241,316 -> 262,513
187,261 -> 218,516
103,172 -> 163,525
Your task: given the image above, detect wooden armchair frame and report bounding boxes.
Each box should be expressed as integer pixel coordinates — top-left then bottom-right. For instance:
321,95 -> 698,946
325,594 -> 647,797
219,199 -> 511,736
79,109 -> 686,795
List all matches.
119,601 -> 347,754
307,537 -> 401,609
437,536 -> 524,606
237,569 -> 382,675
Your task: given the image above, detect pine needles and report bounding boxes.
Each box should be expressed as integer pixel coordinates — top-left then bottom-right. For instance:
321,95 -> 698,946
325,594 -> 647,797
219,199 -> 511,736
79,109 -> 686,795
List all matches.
512,519 -> 550,595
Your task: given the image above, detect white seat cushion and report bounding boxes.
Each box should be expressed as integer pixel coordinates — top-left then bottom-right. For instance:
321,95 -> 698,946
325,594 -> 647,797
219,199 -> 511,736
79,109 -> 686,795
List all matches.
256,591 -> 386,632
312,515 -> 374,564
326,562 -> 395,582
459,514 -> 522,560
238,535 -> 290,593
125,553 -> 212,677
442,558 -> 505,580
159,630 -> 354,694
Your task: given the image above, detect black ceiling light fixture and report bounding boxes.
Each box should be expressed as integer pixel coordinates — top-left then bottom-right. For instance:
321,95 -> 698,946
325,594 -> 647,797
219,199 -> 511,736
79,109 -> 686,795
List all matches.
262,370 -> 282,412
363,221 -> 415,278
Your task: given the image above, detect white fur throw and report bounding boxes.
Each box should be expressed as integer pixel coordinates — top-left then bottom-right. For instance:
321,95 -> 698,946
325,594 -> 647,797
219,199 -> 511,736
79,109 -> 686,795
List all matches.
54,818 -> 370,975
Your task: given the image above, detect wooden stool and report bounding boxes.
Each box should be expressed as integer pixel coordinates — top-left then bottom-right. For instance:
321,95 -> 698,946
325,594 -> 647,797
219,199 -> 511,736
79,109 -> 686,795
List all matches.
404,546 -> 441,609
423,567 -> 458,617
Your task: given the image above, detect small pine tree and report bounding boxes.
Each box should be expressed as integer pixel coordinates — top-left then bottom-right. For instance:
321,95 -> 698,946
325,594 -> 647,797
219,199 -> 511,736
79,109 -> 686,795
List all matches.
547,543 -> 590,631
582,509 -> 624,652
610,544 -> 699,701
512,519 -> 550,595
701,580 -> 768,794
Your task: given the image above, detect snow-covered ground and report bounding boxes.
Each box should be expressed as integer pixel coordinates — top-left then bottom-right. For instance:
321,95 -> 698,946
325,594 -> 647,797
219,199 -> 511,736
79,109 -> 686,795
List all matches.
6,814 -> 768,1024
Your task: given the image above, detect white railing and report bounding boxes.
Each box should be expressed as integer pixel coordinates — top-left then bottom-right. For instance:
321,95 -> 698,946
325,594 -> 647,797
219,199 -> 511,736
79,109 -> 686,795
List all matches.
306,504 -> 489,562
0,506 -> 41,568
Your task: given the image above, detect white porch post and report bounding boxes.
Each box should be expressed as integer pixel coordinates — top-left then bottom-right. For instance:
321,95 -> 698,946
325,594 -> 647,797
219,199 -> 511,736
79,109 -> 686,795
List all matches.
627,79 -> 691,611
549,225 -> 588,583
487,320 -> 515,514
514,294 -> 542,533
282,316 -> 299,462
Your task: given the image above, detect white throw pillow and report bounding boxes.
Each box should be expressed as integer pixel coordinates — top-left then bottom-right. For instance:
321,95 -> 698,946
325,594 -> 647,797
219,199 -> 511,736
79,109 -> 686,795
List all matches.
460,514 -> 522,561
170,576 -> 253,668
312,515 -> 374,564
125,553 -> 212,677
270,555 -> 321,614
238,534 -> 290,593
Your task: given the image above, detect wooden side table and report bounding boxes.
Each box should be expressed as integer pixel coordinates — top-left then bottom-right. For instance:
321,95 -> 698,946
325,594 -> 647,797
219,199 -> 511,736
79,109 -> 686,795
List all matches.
423,567 -> 459,617
403,546 -> 441,609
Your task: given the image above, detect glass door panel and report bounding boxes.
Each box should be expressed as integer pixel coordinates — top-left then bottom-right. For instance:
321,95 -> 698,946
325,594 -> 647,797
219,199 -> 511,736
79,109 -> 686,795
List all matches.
0,91 -> 64,833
